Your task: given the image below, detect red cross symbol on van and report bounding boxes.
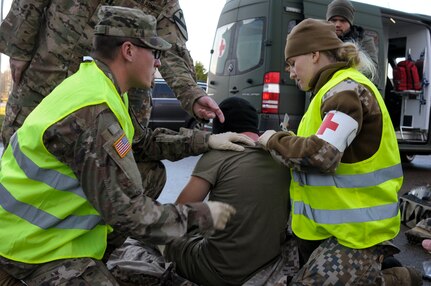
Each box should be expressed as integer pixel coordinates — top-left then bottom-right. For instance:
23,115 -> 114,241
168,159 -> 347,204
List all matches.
317,112 -> 339,135
218,38 -> 226,58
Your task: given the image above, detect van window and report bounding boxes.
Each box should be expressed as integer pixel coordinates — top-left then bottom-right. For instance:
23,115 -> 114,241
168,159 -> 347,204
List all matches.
210,22 -> 234,75
236,18 -> 265,72
209,18 -> 265,75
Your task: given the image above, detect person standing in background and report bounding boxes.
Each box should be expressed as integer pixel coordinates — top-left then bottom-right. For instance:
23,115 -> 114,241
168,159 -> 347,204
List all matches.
326,0 -> 378,80
0,0 -> 224,146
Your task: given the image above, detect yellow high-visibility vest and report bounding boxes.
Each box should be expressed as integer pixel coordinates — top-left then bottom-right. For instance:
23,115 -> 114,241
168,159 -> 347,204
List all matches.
0,60 -> 134,263
291,67 -> 402,249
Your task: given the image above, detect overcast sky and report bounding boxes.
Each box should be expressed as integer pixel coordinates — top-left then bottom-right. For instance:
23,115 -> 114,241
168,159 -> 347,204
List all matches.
2,0 -> 431,72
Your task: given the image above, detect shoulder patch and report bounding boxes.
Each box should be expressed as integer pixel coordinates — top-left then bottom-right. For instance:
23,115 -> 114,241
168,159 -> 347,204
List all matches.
113,133 -> 131,158
173,9 -> 188,40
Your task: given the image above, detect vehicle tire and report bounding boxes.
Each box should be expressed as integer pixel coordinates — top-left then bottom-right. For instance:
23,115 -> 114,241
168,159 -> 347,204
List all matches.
188,119 -> 205,131
400,153 -> 416,163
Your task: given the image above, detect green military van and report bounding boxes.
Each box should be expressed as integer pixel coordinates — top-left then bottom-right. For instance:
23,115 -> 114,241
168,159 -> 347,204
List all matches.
207,0 -> 431,162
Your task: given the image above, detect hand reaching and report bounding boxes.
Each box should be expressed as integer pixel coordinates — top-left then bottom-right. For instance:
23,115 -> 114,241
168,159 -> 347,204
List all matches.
10,58 -> 30,89
193,96 -> 225,122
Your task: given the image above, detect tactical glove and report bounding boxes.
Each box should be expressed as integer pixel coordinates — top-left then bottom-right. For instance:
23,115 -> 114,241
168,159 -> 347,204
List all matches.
208,132 -> 255,151
206,201 -> 236,230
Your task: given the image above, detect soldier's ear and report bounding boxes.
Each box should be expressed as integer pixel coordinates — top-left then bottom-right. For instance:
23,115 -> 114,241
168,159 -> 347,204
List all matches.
311,51 -> 320,64
120,41 -> 134,62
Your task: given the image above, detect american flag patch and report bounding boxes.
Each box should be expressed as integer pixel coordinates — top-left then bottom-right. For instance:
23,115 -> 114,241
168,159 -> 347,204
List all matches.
113,134 -> 131,158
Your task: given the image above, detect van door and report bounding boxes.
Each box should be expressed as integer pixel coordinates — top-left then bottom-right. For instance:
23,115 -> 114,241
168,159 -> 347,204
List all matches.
207,0 -> 268,113
384,15 -> 431,147
207,0 -> 240,101
208,0 -> 307,132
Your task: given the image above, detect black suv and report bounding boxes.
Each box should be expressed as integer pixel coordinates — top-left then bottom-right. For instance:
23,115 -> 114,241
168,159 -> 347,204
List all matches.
149,78 -> 207,131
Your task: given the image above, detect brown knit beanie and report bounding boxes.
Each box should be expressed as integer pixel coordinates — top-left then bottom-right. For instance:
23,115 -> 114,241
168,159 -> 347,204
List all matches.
326,0 -> 355,25
284,19 -> 344,61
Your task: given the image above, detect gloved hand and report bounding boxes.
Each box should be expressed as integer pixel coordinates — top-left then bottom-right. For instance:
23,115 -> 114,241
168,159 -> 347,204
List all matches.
206,201 -> 236,230
257,130 -> 277,150
208,132 -> 255,151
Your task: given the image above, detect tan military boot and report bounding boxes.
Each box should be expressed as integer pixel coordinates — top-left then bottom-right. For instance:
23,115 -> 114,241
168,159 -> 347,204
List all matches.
405,218 -> 431,245
382,266 -> 423,286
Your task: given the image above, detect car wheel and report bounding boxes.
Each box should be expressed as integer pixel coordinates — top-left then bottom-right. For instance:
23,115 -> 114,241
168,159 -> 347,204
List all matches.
188,119 -> 205,130
400,152 -> 416,163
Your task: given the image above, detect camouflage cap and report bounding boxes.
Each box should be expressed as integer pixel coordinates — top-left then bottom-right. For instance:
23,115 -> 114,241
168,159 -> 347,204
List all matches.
95,6 -> 171,51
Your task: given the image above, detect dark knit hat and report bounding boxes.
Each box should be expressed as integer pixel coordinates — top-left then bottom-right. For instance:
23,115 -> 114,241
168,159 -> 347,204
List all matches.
284,18 -> 344,60
326,0 -> 355,26
212,97 -> 258,135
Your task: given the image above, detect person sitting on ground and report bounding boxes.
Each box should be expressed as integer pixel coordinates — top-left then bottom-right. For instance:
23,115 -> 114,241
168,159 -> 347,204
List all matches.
164,97 -> 291,286
0,6 -> 256,284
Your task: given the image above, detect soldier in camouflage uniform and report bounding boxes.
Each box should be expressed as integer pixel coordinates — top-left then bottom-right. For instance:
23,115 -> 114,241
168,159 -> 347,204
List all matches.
0,0 -> 221,146
258,19 -> 422,285
0,6 -> 255,284
0,0 -> 222,208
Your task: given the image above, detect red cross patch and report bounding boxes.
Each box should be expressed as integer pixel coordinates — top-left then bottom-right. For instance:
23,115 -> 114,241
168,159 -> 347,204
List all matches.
218,38 -> 226,58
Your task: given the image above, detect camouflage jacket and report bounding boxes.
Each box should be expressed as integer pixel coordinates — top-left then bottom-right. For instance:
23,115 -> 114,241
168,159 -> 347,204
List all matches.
340,25 -> 379,67
0,0 -> 204,114
267,62 -> 383,173
41,59 -> 213,245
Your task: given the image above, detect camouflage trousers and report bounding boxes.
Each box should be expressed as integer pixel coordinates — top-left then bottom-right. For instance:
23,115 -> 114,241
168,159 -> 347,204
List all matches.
0,238 -> 193,286
0,256 -> 119,285
243,235 -> 399,285
107,237 -> 197,286
242,234 -> 301,286
287,237 -> 390,285
0,102 -> 30,147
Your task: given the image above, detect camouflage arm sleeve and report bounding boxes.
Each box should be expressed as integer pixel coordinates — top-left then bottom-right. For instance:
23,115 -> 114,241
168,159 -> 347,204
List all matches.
132,127 -> 210,162
361,35 -> 379,67
44,105 -> 213,245
266,82 -> 365,173
0,0 -> 50,60
155,0 -> 207,117
267,132 -> 342,173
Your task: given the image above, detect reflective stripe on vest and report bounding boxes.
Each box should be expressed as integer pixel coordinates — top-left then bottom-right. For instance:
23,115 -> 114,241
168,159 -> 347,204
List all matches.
293,201 -> 399,224
293,164 -> 403,187
10,133 -> 86,199
0,133 -> 102,230
290,67 -> 402,249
